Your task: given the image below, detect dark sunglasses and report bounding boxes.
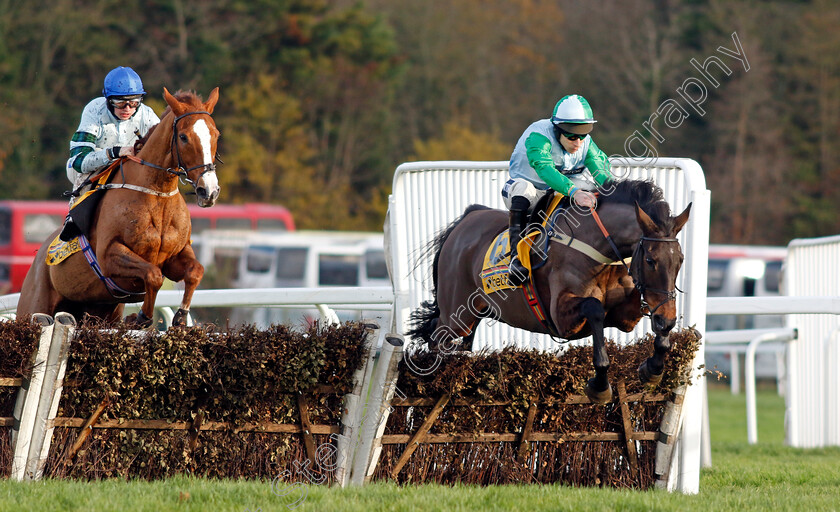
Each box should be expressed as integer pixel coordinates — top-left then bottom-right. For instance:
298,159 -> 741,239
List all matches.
110,98 -> 141,109
560,130 -> 587,141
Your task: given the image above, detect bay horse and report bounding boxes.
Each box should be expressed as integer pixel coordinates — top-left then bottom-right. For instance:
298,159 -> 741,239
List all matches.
407,180 -> 691,403
16,88 -> 221,328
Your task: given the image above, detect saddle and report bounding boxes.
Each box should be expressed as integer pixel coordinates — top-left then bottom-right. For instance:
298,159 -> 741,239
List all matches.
521,191 -> 630,268
515,192 -> 569,274
479,193 -> 568,293
58,161 -> 121,242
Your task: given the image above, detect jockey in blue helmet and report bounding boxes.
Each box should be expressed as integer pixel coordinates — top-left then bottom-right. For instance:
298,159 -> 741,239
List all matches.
502,94 -> 615,285
66,66 -> 160,196
60,67 -> 161,241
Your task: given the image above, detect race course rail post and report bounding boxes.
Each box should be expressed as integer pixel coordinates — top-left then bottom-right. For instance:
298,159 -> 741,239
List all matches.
25,312 -> 75,480
10,314 -> 54,481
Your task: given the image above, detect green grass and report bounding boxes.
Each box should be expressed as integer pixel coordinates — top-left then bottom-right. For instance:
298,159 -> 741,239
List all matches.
3,385 -> 840,512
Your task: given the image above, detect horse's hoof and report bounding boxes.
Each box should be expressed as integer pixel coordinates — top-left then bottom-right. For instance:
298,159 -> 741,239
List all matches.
585,379 -> 612,404
124,312 -> 153,329
172,308 -> 189,327
638,360 -> 663,387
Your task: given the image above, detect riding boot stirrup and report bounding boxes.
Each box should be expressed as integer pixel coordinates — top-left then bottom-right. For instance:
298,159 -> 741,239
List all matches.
59,214 -> 81,242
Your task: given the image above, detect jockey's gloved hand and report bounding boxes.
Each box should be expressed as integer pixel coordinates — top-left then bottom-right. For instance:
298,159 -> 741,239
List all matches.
107,146 -> 122,160
573,190 -> 598,209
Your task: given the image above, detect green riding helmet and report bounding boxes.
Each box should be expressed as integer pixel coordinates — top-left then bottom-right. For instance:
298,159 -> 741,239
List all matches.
551,94 -> 597,135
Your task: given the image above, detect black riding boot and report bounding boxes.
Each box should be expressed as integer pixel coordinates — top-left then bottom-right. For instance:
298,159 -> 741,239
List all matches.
507,196 -> 530,286
59,214 -> 81,242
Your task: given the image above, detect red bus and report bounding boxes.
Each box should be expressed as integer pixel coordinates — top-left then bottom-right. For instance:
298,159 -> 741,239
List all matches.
187,203 -> 295,233
0,200 -> 295,294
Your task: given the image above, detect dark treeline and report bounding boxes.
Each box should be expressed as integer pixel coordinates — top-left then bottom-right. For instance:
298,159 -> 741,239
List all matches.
1,0 -> 837,243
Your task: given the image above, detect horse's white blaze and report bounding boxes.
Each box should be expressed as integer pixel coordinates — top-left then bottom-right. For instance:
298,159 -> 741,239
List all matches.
193,119 -> 213,164
192,119 -> 219,191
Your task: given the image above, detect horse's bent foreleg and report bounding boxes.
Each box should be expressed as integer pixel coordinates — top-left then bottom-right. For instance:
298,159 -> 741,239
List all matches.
105,304 -> 126,324
162,245 -> 204,327
580,297 -> 613,404
101,244 -> 165,325
639,333 -> 671,386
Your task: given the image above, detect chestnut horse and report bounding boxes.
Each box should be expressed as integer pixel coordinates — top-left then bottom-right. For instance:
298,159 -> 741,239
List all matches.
17,88 -> 221,327
407,180 -> 691,403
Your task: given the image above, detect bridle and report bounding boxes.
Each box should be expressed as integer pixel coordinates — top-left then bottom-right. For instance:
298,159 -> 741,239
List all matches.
629,236 -> 681,316
590,208 -> 681,317
126,111 -> 218,192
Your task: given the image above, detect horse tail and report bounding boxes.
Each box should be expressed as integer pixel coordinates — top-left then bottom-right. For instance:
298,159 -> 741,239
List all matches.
405,298 -> 441,346
406,204 -> 491,345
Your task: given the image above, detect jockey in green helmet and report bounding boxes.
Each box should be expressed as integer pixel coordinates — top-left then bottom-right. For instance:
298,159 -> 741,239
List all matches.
502,94 -> 615,286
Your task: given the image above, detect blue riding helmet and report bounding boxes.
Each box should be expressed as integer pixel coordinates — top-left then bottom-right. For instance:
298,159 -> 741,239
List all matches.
102,66 -> 146,98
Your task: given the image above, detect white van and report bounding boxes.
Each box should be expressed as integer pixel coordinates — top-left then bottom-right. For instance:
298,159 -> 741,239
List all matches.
706,244 -> 786,331
233,231 -> 388,327
190,230 -> 261,289
705,244 -> 787,382
236,231 -> 388,289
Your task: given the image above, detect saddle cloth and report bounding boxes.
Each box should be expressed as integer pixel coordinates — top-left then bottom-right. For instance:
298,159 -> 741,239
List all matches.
46,235 -> 82,266
50,162 -> 121,264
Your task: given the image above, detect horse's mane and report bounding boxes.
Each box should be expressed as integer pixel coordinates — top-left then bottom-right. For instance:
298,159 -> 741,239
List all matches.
134,91 -> 206,151
600,179 -> 672,225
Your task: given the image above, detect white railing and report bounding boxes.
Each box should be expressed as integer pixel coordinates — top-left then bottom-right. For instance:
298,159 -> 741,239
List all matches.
704,327 -> 797,445
784,234 -> 840,448
707,296 -> 840,315
0,287 -> 394,322
704,327 -> 789,395
701,294 -> 840,468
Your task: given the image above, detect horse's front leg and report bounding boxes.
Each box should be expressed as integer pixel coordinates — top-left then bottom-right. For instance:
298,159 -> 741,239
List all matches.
580,297 -> 613,404
162,244 -> 204,327
101,243 -> 164,327
639,333 -> 670,387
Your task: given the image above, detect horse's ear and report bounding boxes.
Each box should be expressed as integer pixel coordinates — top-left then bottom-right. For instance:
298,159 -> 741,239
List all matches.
634,201 -> 657,235
672,203 -> 692,235
203,87 -> 219,114
163,87 -> 187,116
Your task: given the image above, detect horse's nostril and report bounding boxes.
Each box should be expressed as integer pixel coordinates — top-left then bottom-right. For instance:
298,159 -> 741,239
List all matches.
653,315 -> 675,333
653,315 -> 665,331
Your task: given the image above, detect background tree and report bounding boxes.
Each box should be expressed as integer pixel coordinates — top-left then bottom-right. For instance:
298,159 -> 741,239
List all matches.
0,0 -> 838,242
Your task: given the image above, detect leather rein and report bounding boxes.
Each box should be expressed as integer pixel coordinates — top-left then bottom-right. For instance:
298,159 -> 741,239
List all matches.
590,208 -> 680,317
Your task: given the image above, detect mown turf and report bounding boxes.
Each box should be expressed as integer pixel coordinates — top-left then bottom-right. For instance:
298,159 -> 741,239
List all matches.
3,385 -> 839,512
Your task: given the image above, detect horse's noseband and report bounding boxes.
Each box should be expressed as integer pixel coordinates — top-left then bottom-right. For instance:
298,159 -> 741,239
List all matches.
631,236 -> 680,317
